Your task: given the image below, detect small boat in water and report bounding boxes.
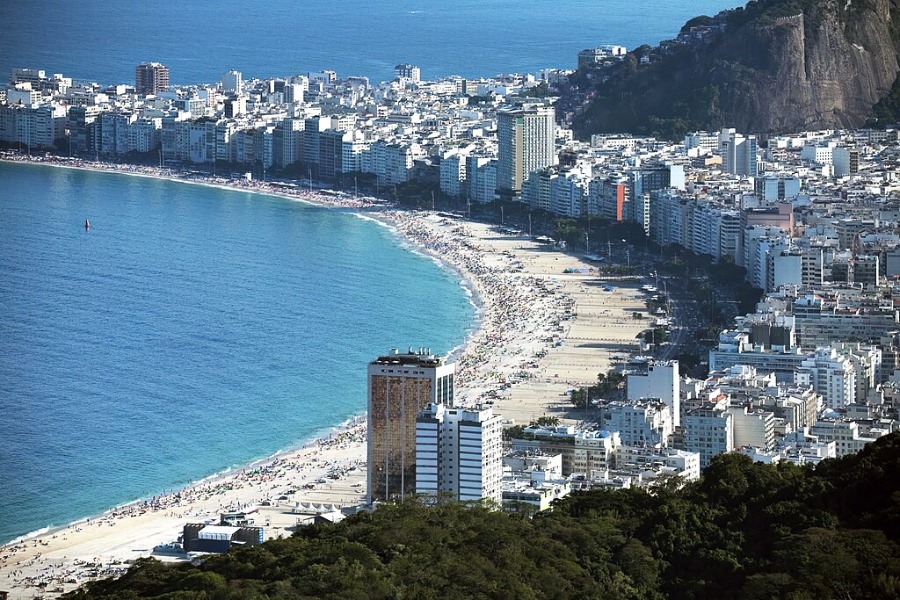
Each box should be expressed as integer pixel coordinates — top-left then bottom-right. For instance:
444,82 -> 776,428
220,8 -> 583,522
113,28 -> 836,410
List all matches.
84,218 -> 90,230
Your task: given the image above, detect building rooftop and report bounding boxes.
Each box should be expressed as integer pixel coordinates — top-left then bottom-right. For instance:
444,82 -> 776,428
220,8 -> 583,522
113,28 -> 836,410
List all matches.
371,347 -> 443,367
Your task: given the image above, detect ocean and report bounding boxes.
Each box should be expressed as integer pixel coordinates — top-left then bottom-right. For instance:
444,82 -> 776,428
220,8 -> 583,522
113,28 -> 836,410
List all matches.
0,162 -> 474,543
0,0 -> 739,85
0,0 -> 743,544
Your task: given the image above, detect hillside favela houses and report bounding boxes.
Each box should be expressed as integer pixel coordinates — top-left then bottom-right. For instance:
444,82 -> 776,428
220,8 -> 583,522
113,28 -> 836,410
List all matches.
3,53 -> 900,514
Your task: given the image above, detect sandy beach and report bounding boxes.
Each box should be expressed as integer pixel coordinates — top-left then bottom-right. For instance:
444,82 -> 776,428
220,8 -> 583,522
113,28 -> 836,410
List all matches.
0,155 -> 648,598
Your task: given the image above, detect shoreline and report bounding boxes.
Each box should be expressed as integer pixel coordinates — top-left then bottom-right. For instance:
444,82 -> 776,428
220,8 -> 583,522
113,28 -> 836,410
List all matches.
1,413 -> 367,549
1,153 -> 649,598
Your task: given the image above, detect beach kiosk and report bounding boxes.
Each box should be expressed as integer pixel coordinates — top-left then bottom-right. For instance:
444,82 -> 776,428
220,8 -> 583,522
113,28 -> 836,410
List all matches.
182,523 -> 264,553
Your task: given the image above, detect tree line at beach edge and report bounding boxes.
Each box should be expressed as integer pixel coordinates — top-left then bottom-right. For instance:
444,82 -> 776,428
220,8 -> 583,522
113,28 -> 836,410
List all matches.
64,432 -> 900,600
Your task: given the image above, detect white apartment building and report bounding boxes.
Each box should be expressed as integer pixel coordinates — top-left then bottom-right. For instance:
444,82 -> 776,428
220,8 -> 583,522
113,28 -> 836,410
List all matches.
719,128 -> 758,177
415,403 -> 503,504
572,430 -> 620,476
709,330 -> 809,382
740,225 -> 787,281
551,170 -> 587,218
604,399 -> 674,447
523,168 -> 555,213
795,347 -> 857,409
726,405 -> 776,450
808,420 -> 885,457
649,190 -> 687,248
683,403 -> 734,468
340,133 -> 369,174
615,446 -> 701,481
501,473 -> 571,513
626,360 -> 681,427
466,155 -> 497,203
503,452 -> 563,480
777,430 -> 836,465
800,141 -> 838,165
221,70 -> 243,95
439,150 -> 467,198
0,102 -> 67,148
684,130 -> 720,154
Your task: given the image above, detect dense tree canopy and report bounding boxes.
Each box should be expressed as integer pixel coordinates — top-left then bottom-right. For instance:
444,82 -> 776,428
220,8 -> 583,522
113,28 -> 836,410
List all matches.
67,433 -> 900,599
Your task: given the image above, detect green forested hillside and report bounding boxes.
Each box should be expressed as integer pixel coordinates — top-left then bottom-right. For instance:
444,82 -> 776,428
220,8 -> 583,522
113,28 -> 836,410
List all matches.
67,433 -> 900,599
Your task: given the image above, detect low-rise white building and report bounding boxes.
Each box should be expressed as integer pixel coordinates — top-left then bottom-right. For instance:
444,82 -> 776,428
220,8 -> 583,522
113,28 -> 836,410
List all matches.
808,419 -> 886,457
501,453 -> 570,513
615,446 -> 701,481
604,398 -> 674,447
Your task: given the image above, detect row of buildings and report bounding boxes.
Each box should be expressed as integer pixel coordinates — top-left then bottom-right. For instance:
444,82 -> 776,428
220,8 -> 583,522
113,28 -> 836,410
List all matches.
6,63 -> 900,510
0,63 -> 570,198
365,343 -> 896,513
366,350 -> 699,512
7,65 -> 899,295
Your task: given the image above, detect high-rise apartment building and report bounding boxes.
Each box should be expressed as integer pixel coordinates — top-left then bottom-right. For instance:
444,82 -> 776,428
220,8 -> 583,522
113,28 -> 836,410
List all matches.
221,70 -> 243,95
394,63 -> 421,83
367,348 -> 455,504
415,403 -> 503,504
497,103 -> 556,199
683,402 -> 734,468
719,127 -> 758,177
135,62 -> 170,96
626,359 -> 681,427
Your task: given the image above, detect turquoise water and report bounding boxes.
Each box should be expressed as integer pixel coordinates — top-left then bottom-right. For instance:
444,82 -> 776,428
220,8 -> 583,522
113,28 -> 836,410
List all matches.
0,161 -> 474,543
0,0 -> 745,545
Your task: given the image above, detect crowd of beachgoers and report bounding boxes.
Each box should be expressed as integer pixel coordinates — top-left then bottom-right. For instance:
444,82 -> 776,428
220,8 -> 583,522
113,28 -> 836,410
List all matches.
0,152 -> 638,598
0,422 -> 368,595
388,212 -> 581,404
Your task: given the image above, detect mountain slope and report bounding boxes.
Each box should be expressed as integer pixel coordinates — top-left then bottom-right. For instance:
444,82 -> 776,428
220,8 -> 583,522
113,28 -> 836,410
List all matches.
66,433 -> 900,599
572,0 -> 900,139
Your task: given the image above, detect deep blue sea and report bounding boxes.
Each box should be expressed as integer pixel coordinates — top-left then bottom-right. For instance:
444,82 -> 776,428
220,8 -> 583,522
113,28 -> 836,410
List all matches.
0,162 -> 474,543
0,0 -> 743,545
1,0 -> 739,85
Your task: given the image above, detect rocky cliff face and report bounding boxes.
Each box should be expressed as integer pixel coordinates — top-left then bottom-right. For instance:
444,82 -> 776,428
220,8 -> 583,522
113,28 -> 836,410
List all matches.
572,0 -> 900,138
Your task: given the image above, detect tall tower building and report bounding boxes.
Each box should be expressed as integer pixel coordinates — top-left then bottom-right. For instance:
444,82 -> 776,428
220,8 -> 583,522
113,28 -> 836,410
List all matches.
497,103 -> 557,199
367,348 -> 455,504
415,403 -> 503,505
135,62 -> 170,96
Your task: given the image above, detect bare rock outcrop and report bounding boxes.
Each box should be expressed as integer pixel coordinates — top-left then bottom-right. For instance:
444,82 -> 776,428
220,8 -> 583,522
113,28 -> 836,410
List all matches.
572,0 -> 900,138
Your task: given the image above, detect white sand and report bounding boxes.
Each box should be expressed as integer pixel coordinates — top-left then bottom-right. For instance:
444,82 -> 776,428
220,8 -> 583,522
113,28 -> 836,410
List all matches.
0,156 -> 648,598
